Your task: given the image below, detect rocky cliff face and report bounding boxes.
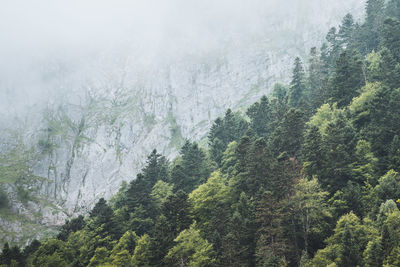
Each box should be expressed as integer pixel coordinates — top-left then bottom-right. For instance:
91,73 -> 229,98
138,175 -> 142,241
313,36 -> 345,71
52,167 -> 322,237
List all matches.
0,0 -> 365,245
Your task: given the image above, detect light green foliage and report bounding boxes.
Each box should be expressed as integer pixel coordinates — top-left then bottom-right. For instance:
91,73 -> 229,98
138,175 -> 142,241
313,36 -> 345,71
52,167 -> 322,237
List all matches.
375,170 -> 400,201
307,103 -> 344,135
351,140 -> 378,184
131,234 -> 152,267
88,247 -> 110,267
292,177 -> 331,252
377,200 -> 399,227
31,239 -> 73,267
349,82 -> 381,124
150,180 -> 174,209
312,212 -> 377,266
189,171 -> 230,231
166,223 -> 215,267
366,51 -> 382,80
111,230 -> 138,257
220,141 -> 238,177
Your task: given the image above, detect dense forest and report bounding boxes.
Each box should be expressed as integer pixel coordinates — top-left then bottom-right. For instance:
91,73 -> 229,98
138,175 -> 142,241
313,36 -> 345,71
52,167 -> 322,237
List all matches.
2,0 -> 400,266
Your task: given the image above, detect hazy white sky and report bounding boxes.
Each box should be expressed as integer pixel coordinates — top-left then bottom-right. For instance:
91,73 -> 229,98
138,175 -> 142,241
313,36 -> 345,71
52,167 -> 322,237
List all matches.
0,0 -> 365,115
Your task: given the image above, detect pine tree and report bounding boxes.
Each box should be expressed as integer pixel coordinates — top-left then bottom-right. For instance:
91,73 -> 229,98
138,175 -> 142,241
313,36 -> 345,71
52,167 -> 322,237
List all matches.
320,115 -> 356,192
288,57 -> 307,109
142,149 -> 169,187
208,110 -> 249,165
307,47 -> 327,110
330,50 -> 365,107
322,27 -> 342,71
89,198 -> 121,239
170,141 -> 213,193
57,215 -> 85,241
381,18 -> 400,63
271,108 -> 305,157
222,192 -> 256,266
301,126 -> 324,178
363,0 -> 385,53
338,14 -> 355,49
246,95 -> 272,138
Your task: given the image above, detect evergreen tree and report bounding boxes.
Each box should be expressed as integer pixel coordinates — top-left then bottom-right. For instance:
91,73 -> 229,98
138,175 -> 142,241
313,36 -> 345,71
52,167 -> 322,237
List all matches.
271,108 -> 305,157
220,192 -> 257,266
363,0 -> 385,53
307,47 -> 327,110
330,50 -> 365,107
381,18 -> 400,63
288,57 -> 307,109
338,13 -> 355,49
57,215 -> 85,241
89,198 -> 121,239
246,95 -> 272,138
170,141 -> 213,193
301,126 -> 324,178
208,109 -> 249,165
320,114 -> 356,192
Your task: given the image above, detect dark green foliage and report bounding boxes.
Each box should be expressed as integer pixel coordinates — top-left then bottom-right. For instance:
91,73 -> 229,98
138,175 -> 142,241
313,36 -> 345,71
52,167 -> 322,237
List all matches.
222,192 -> 256,267
271,108 -> 305,157
23,239 -> 41,258
57,215 -> 85,241
330,50 -> 365,107
170,141 -> 213,193
338,14 -> 355,48
382,18 -> 400,63
288,57 -> 308,109
301,126 -> 323,177
0,243 -> 12,266
0,187 -> 8,209
246,95 -> 272,138
363,0 -> 385,53
209,109 -> 249,165
308,47 -> 328,110
320,115 -> 356,193
89,198 -> 121,239
150,190 -> 192,265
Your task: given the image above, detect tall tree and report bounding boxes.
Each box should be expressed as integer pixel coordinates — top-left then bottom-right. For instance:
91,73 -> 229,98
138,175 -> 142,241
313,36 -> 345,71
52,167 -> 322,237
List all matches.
307,47 -> 327,110
170,141 -> 213,193
288,57 -> 308,109
381,18 -> 400,63
208,109 -> 249,165
338,14 -> 355,49
363,0 -> 385,53
330,50 -> 365,107
246,95 -> 273,138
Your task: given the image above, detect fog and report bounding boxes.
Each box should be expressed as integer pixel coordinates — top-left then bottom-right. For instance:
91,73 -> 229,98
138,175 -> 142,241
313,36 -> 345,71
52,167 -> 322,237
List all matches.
0,0 -> 364,116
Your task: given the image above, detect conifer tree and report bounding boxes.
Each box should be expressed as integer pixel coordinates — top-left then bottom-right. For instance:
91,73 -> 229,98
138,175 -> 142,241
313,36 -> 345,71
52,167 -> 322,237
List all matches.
338,14 -> 355,48
288,57 -> 307,109
246,95 -> 272,138
381,18 -> 400,63
363,0 -> 385,52
330,50 -> 365,107
307,47 -> 326,110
